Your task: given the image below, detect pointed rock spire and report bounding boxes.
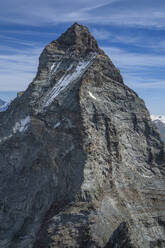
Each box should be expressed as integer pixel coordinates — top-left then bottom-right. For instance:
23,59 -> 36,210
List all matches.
56,22 -> 99,53
35,23 -> 101,81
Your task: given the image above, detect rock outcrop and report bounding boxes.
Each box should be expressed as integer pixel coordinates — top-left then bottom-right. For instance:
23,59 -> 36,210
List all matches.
0,23 -> 165,248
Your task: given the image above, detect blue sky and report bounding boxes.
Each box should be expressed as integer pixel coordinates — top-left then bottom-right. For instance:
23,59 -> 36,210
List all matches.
0,0 -> 165,114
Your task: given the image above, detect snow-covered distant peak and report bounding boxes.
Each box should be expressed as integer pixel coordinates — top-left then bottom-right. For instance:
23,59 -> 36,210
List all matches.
0,102 -> 9,112
0,99 -> 5,106
151,115 -> 165,125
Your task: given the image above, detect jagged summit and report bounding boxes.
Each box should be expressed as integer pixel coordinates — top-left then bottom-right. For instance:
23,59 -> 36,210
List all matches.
35,23 -> 100,81
56,22 -> 99,53
0,23 -> 165,248
45,22 -> 100,57
35,23 -> 123,83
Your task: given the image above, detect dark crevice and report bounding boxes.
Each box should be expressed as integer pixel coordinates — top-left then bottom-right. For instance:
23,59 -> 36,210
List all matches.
104,117 -> 111,152
104,222 -> 134,248
92,103 -> 99,131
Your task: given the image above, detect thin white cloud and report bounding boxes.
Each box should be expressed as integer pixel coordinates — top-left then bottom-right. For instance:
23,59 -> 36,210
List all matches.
91,27 -> 165,53
0,44 -> 43,91
103,47 -> 165,68
91,28 -> 141,45
0,0 -> 118,26
1,0 -> 165,29
124,78 -> 165,89
0,43 -> 164,92
91,29 -> 112,40
101,46 -> 165,91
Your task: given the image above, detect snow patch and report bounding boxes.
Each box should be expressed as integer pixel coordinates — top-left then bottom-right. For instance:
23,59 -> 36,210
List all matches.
0,116 -> 31,144
44,54 -> 96,107
0,134 -> 13,144
151,114 -> 165,125
54,122 -> 61,128
0,102 -> 9,112
19,116 -> 30,132
13,116 -> 30,133
50,63 -> 55,71
142,174 -> 153,178
88,91 -> 96,100
50,62 -> 61,73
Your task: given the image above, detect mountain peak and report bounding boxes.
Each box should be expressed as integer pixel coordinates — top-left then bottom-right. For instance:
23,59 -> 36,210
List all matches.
0,23 -> 165,248
35,23 -> 102,81
55,22 -> 99,53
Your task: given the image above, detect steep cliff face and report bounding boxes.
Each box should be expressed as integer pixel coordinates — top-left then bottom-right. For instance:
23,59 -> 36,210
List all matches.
0,23 -> 165,248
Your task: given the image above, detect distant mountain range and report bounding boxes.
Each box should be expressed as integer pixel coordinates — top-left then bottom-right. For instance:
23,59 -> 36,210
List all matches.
151,115 -> 165,143
0,99 -> 8,112
0,98 -> 5,106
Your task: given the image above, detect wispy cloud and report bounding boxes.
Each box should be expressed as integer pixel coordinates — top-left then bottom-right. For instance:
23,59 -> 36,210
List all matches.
103,47 -> 165,68
1,0 -> 165,29
91,28 -> 165,52
102,46 -> 165,90
91,28 -> 141,44
0,0 -> 117,26
0,42 -> 42,91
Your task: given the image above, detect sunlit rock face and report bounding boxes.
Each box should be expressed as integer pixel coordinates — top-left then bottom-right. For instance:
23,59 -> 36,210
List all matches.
0,23 -> 165,248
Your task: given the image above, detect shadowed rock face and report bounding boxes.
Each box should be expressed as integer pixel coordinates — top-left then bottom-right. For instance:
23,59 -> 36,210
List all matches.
0,23 -> 165,248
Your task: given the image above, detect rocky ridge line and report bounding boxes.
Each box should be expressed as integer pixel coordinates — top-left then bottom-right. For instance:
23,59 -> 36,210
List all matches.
0,23 -> 164,248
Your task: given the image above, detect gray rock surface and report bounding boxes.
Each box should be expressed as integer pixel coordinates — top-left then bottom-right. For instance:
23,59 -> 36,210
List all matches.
0,23 -> 165,248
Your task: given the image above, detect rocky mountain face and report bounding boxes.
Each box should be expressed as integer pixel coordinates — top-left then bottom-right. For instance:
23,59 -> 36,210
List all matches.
0,23 -> 165,248
151,115 -> 165,143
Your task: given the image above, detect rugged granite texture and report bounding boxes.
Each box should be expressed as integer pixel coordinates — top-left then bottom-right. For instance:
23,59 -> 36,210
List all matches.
0,23 -> 165,248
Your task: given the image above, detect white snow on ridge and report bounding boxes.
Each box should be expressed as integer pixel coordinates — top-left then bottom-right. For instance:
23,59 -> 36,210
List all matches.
54,122 -> 61,128
0,102 -> 9,112
0,116 -> 31,144
19,116 -> 30,132
50,62 -> 61,74
13,116 -> 30,133
44,54 -> 96,107
151,115 -> 165,125
88,91 -> 96,100
50,63 -> 55,71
